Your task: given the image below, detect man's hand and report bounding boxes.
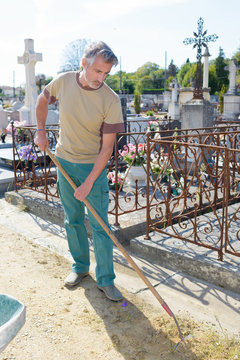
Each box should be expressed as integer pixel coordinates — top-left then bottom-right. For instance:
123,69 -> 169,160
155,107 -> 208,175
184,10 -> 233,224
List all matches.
34,132 -> 49,152
74,180 -> 94,202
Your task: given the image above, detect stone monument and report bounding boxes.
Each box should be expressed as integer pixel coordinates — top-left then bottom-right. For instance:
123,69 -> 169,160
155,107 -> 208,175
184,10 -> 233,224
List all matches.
222,58 -> 240,120
0,105 -> 8,131
17,39 -> 42,125
181,18 -> 217,130
168,78 -> 180,120
202,46 -> 211,101
163,91 -> 171,111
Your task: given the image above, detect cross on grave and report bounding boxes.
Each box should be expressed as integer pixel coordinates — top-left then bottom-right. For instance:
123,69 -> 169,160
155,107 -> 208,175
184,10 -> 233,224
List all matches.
225,58 -> 240,95
183,18 -> 218,100
17,39 -> 42,125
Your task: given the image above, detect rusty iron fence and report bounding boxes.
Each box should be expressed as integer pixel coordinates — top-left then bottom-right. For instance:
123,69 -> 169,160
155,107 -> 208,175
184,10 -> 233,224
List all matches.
145,131 -> 240,260
12,124 -> 59,200
11,122 -> 240,260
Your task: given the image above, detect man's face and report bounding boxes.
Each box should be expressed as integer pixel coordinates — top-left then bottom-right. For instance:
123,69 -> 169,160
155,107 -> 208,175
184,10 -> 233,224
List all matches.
82,55 -> 113,89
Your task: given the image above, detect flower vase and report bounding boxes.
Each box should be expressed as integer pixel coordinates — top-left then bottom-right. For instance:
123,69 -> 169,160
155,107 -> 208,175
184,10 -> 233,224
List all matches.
126,166 -> 147,187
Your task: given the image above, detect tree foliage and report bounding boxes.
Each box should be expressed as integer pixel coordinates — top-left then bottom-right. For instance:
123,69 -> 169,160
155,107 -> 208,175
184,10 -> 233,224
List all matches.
215,47 -> 229,91
55,40 -> 240,96
134,94 -> 141,114
59,38 -> 91,72
167,59 -> 177,77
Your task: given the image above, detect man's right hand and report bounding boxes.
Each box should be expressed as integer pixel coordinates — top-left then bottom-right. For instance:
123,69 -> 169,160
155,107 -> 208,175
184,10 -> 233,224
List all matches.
34,132 -> 49,152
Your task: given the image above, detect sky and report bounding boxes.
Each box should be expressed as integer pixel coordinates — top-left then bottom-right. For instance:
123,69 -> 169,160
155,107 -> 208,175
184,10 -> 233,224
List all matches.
1,0 -> 240,88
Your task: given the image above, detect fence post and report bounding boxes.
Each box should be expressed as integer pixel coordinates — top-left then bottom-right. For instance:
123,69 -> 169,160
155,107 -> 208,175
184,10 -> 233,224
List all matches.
223,149 -> 230,260
145,133 -> 151,240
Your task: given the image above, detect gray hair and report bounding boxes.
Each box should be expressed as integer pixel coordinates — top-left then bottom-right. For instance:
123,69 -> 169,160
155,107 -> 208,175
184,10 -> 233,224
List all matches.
83,41 -> 118,66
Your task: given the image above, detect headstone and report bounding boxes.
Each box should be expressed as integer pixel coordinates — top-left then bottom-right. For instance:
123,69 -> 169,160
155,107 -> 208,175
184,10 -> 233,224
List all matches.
179,87 -> 210,110
163,91 -> 171,111
181,98 -> 214,130
17,39 -> 42,125
0,105 -> 8,131
9,111 -> 20,122
168,79 -> 180,120
222,58 -> 240,120
46,110 -> 59,125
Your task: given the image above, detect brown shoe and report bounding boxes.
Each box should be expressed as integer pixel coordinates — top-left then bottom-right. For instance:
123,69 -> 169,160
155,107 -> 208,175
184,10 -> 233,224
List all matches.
64,272 -> 89,287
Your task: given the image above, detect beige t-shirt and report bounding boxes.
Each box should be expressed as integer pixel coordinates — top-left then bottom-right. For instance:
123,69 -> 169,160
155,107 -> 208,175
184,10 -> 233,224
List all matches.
43,71 -> 124,163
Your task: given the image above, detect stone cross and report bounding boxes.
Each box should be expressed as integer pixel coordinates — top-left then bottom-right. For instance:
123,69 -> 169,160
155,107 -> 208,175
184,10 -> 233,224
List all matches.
17,39 -> 42,125
225,58 -> 240,95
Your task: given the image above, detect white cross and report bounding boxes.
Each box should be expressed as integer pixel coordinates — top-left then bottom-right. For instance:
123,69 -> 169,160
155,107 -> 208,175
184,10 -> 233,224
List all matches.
225,58 -> 240,95
18,39 -> 42,124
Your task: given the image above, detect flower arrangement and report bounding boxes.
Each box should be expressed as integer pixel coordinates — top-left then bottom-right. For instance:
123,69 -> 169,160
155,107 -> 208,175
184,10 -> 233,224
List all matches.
6,121 -> 27,135
151,154 -> 173,181
148,120 -> 159,131
119,143 -> 147,166
107,171 -> 123,186
18,145 -> 37,162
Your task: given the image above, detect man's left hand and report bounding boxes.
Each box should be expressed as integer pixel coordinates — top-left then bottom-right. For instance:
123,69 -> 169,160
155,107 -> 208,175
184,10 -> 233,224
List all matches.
74,181 -> 93,202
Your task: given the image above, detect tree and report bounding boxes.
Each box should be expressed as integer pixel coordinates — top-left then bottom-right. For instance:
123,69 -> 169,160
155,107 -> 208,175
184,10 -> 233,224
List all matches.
134,93 -> 141,114
215,47 -> 229,91
105,75 -> 119,90
150,69 -> 165,89
136,62 -> 159,77
35,74 -> 46,94
208,64 -> 218,94
177,60 -> 192,86
219,84 -> 227,113
233,47 -> 240,89
59,38 -> 91,72
167,59 -> 177,77
181,63 -> 197,87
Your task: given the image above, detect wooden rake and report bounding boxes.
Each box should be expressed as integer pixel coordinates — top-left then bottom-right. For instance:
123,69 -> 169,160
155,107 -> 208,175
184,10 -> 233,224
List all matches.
46,148 -> 187,347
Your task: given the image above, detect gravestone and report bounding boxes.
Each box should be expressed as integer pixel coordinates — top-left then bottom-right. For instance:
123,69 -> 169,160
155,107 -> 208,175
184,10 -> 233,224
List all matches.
181,99 -> 214,129
0,106 -> 8,130
46,110 -> 59,125
168,79 -> 180,120
222,59 -> 240,121
163,91 -> 171,111
17,39 -> 42,125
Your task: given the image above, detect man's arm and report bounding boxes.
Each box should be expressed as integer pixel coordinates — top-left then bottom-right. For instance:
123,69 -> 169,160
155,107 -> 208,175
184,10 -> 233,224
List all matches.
74,132 -> 116,201
34,93 -> 49,152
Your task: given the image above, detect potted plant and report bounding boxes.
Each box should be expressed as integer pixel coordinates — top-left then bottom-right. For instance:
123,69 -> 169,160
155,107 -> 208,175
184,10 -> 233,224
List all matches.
119,143 -> 147,186
148,120 -> 159,131
107,171 -> 123,191
18,145 -> 37,170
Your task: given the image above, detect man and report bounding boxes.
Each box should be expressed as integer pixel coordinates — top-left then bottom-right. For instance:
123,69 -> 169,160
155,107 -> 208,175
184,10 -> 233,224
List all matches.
34,41 -> 124,301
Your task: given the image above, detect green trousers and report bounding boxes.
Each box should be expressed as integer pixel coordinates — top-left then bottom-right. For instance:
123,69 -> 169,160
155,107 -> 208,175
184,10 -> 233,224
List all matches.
56,156 -> 115,287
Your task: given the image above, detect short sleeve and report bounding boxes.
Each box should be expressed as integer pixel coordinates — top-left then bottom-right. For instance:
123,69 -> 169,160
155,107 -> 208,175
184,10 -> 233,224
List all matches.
102,98 -> 125,134
43,77 -> 61,104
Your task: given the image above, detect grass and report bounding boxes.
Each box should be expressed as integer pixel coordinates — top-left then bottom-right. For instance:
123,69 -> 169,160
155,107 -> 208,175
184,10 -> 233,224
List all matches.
153,314 -> 240,359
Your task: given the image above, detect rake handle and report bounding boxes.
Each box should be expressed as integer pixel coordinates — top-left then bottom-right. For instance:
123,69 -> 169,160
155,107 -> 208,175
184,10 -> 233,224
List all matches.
46,149 -> 168,308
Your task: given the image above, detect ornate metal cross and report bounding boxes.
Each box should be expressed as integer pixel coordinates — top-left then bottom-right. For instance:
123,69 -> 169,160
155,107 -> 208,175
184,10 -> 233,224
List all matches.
183,17 -> 218,99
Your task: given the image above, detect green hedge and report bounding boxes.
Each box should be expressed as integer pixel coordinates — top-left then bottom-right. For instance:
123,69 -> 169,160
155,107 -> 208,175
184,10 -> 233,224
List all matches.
142,89 -> 164,94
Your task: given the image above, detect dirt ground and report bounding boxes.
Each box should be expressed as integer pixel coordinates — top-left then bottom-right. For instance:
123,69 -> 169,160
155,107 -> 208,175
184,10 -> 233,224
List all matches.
0,224 -> 239,360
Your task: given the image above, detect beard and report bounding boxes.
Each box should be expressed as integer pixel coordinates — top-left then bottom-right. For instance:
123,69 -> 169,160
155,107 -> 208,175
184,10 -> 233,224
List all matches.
82,70 -> 102,89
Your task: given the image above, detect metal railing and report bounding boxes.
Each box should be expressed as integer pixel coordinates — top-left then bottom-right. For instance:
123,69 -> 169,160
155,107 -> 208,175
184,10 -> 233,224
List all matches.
145,133 -> 240,260
11,123 -> 240,260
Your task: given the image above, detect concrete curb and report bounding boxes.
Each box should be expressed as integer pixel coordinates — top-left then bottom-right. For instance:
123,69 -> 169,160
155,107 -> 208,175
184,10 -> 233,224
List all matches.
130,236 -> 240,294
4,189 -> 240,295
4,190 -> 146,245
